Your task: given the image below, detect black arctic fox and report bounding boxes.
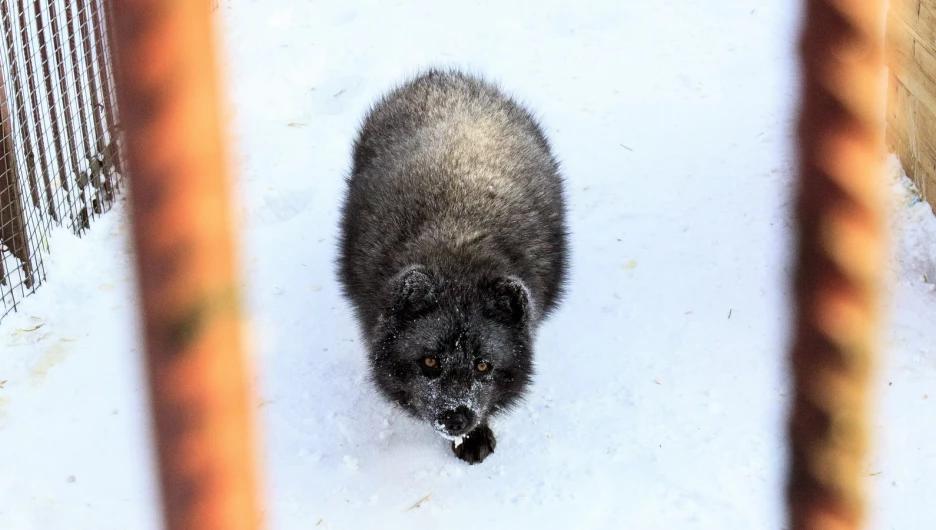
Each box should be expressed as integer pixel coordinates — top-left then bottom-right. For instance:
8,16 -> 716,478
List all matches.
336,69 -> 568,464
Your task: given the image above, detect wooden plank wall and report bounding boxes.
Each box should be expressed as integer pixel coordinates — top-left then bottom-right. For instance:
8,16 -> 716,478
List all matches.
886,0 -> 936,206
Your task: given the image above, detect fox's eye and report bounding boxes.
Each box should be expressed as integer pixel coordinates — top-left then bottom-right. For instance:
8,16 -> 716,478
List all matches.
475,361 -> 490,373
419,356 -> 442,378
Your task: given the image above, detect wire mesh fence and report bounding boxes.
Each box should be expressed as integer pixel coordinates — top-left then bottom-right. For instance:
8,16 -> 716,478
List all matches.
0,0 -> 122,322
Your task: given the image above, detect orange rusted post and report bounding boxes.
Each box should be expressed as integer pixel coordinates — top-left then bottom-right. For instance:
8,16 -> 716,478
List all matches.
106,1 -> 263,529
789,1 -> 887,529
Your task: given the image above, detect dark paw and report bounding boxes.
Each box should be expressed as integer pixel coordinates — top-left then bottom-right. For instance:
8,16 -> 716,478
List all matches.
452,424 -> 496,464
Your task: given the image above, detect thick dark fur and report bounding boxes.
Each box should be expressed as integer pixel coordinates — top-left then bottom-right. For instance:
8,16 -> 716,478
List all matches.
336,69 -> 568,464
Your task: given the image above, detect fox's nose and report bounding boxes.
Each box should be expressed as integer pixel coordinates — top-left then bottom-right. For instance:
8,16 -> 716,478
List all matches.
438,406 -> 474,435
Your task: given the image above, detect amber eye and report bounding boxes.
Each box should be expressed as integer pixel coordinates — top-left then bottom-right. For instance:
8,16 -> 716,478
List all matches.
475,362 -> 489,373
424,357 -> 438,368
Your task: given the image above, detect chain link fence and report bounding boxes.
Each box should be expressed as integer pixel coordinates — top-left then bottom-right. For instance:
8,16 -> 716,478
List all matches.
0,0 -> 122,322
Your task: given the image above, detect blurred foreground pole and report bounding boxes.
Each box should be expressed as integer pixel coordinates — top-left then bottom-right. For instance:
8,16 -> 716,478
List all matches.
106,1 -> 263,529
789,0 -> 887,529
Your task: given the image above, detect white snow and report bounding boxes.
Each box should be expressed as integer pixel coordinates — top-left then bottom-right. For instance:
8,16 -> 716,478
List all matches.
2,1 -> 936,529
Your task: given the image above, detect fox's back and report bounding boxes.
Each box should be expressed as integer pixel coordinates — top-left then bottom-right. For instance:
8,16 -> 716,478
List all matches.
338,69 -> 568,328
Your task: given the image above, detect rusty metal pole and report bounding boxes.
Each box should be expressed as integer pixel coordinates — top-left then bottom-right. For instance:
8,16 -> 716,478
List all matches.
106,2 -> 263,529
789,1 -> 887,529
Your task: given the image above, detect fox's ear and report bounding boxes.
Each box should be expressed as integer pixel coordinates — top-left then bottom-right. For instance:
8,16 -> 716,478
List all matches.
388,266 -> 438,317
483,276 -> 533,326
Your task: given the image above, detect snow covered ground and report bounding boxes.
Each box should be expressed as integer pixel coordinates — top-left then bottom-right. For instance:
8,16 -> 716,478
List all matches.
2,1 -> 936,528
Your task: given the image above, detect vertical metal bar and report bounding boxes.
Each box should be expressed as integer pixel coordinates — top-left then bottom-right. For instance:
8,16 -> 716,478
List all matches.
106,1 -> 263,529
33,0 -> 76,224
0,0 -> 41,208
16,0 -> 56,220
788,1 -> 887,529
